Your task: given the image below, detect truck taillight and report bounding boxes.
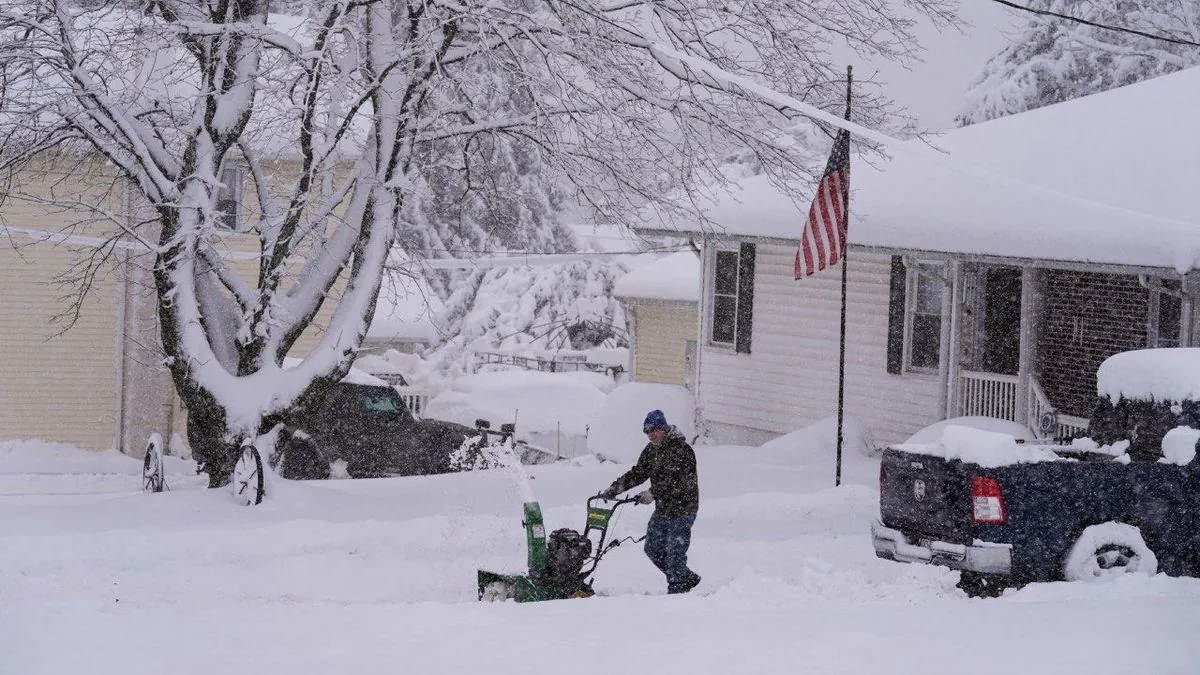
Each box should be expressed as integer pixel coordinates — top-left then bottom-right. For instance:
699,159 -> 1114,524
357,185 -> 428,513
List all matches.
972,476 -> 1006,524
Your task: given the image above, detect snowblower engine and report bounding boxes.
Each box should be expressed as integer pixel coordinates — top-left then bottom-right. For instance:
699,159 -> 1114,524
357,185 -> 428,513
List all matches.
533,528 -> 593,595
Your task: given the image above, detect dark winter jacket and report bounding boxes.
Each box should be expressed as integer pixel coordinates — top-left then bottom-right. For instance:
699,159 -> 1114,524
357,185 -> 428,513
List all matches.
607,426 -> 699,517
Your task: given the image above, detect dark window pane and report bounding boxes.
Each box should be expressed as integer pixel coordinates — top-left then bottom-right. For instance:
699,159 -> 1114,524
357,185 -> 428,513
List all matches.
915,266 -> 942,314
1159,286 -> 1181,347
911,315 -> 941,369
715,251 -> 739,295
216,197 -> 238,230
712,295 -> 736,344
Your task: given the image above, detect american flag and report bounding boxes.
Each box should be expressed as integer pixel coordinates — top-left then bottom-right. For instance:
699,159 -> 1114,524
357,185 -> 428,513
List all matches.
794,128 -> 851,280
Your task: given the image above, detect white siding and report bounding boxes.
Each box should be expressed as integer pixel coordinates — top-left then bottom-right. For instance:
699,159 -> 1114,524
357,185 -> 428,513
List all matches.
698,245 -> 944,447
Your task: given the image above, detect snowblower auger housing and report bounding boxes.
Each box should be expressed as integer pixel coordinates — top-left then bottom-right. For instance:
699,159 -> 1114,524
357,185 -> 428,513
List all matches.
477,496 -> 640,603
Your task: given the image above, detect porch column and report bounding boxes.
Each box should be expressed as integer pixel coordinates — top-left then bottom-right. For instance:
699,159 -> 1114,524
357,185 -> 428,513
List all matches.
943,260 -> 963,420
1016,267 -> 1040,428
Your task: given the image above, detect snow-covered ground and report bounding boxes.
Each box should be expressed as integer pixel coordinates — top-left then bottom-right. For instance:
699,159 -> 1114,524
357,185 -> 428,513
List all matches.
2,379 -> 1199,674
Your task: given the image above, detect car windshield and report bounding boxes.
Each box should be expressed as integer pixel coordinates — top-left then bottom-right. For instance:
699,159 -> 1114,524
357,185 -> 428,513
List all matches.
334,385 -> 414,422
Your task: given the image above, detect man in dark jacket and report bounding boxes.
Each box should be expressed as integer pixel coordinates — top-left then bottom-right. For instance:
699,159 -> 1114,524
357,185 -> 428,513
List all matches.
598,409 -> 701,594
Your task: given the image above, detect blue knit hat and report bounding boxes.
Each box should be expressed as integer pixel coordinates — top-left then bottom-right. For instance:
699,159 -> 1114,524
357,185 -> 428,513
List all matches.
642,409 -> 668,433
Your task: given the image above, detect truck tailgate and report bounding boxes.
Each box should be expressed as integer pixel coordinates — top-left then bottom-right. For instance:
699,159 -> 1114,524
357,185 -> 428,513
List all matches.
879,447 -> 972,543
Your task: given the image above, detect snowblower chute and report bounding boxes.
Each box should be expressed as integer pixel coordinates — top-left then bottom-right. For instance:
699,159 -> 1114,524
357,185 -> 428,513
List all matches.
477,496 -> 642,602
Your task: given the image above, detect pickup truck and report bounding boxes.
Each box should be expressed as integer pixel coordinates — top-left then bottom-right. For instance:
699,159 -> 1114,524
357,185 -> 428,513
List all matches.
871,348 -> 1200,597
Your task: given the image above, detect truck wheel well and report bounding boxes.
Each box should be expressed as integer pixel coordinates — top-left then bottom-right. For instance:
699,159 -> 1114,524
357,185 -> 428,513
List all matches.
1060,518 -> 1159,581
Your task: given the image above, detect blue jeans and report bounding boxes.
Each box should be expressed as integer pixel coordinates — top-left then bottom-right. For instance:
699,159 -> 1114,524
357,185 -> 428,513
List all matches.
644,512 -> 697,592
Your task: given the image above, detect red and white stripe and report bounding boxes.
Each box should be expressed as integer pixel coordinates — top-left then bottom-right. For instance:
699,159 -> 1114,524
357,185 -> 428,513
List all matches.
794,167 -> 848,279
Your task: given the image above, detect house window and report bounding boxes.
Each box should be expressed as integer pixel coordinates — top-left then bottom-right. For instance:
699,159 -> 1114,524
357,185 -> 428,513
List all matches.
215,164 -> 244,231
909,262 -> 945,370
709,243 -> 755,353
1150,278 -> 1182,348
887,257 -> 947,374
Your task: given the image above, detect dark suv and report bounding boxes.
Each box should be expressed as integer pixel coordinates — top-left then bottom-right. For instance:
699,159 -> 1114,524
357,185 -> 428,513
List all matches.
277,381 -> 476,480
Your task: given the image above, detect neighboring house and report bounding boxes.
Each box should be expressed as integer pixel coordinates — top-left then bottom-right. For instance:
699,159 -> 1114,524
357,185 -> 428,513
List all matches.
0,157 -> 422,455
360,273 -> 443,356
0,159 -> 178,454
613,250 -> 701,389
633,68 -> 1200,448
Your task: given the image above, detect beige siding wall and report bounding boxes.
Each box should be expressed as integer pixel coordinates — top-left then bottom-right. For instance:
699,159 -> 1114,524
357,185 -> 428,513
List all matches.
698,245 -> 944,448
0,228 -> 122,452
632,303 -> 697,386
2,158 -> 360,456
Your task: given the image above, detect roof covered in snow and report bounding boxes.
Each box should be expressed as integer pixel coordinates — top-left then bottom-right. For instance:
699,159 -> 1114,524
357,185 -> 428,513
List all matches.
635,68 -> 1200,272
613,250 -> 700,302
366,272 -> 443,343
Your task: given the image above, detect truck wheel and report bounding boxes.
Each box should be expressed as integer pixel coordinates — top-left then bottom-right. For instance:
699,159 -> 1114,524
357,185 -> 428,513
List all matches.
957,572 -> 1007,598
1063,522 -> 1158,581
278,432 -> 332,480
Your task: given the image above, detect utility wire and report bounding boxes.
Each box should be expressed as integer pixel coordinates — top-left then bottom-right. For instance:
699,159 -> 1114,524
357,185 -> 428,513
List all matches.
989,0 -> 1200,48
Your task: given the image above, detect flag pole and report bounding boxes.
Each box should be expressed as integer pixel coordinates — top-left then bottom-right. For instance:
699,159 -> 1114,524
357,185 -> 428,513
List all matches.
835,65 -> 852,488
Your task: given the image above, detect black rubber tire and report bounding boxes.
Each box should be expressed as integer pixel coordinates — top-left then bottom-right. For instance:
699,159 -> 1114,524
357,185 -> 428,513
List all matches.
957,572 -> 1008,598
142,438 -> 165,493
232,444 -> 265,506
278,433 -> 332,480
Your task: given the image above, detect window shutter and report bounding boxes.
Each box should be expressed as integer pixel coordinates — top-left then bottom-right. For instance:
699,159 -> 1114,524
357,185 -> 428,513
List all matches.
887,255 -> 906,374
735,243 -> 755,354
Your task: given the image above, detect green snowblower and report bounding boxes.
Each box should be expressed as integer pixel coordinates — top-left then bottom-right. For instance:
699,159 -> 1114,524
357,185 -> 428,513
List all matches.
478,495 -> 644,602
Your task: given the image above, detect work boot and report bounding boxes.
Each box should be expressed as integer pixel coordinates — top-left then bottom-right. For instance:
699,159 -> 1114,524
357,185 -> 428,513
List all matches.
669,571 -> 701,594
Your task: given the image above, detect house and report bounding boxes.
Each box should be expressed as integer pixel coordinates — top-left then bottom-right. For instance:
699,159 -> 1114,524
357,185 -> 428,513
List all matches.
0,158 -> 177,454
359,272 -> 444,357
613,250 -> 701,389
631,67 -> 1200,448
0,160 -> 432,455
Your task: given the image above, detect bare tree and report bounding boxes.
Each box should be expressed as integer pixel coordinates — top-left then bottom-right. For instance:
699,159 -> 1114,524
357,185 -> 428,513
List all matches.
0,0 -> 956,486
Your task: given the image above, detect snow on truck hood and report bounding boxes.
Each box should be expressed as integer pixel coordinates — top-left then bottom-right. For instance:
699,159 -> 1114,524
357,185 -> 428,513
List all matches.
891,425 -> 1062,468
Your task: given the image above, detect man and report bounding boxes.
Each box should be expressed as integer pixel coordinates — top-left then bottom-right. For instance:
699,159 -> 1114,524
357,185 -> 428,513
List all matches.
598,409 -> 701,594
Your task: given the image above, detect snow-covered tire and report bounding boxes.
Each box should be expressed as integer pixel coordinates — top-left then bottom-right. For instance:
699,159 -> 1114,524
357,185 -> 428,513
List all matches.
231,444 -> 265,506
1062,522 -> 1158,581
481,581 -> 516,602
142,435 -> 165,494
956,572 -> 1007,598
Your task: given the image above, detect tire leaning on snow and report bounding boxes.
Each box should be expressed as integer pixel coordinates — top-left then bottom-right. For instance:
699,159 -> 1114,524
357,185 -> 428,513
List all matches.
1062,522 -> 1158,581
231,442 -> 266,506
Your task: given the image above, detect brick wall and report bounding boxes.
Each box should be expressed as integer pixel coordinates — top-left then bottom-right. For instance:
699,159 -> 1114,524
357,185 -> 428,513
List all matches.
1037,270 -> 1148,417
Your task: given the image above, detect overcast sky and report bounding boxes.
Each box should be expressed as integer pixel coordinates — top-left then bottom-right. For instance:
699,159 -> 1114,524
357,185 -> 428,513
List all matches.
851,1 -> 1022,131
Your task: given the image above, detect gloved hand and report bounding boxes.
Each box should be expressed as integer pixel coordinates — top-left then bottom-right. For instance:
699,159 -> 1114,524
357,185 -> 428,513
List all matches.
597,485 -> 619,500
633,489 -> 654,505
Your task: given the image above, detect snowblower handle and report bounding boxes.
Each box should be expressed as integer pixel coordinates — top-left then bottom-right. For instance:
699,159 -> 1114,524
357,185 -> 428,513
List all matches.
588,495 -> 639,507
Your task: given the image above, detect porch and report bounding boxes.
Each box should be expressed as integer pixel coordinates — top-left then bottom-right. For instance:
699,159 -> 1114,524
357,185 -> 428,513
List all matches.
944,262 -> 1190,440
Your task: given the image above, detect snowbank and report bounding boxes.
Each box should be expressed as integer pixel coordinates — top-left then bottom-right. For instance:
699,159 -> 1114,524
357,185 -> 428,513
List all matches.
757,416 -> 874,462
586,383 -> 696,462
424,371 -> 608,456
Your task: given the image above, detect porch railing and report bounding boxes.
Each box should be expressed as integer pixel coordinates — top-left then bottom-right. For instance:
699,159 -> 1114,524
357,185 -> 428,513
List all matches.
958,370 -> 1090,440
395,385 -> 429,417
957,370 -> 1019,421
